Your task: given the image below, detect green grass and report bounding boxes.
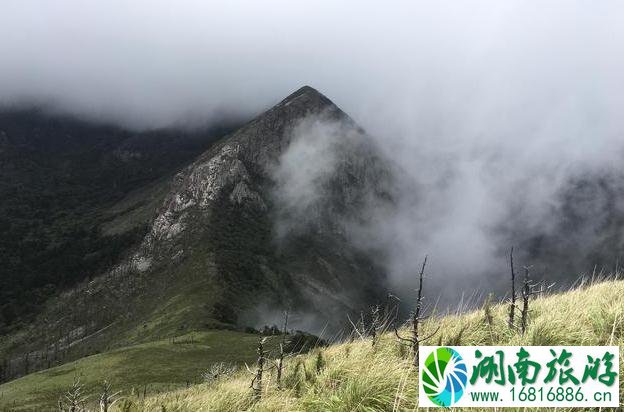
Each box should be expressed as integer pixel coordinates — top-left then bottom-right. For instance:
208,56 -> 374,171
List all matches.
0,330 -> 277,411
114,279 -> 624,411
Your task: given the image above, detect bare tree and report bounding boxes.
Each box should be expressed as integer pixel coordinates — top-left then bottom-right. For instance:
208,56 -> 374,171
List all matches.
58,377 -> 87,412
99,380 -> 121,412
246,337 -> 272,400
508,247 -> 517,328
367,295 -> 400,347
276,310 -> 289,388
520,266 -> 553,334
358,311 -> 366,340
394,256 -> 439,369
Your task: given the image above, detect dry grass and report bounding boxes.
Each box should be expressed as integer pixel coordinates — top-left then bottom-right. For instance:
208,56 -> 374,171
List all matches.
114,279 -> 624,411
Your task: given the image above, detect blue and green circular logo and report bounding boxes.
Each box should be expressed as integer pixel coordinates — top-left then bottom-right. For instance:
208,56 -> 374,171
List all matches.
422,347 -> 468,407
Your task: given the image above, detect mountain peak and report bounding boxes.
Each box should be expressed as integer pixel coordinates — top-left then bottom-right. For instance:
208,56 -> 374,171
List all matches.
276,85 -> 335,111
285,85 -> 324,98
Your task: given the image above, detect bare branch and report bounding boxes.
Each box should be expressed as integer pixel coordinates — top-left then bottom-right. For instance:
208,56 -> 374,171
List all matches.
394,327 -> 415,344
416,325 -> 440,343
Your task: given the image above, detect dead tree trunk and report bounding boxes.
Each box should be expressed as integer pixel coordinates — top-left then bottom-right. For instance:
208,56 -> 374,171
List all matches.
58,377 -> 86,412
521,266 -> 531,334
508,247 -> 516,328
394,256 -> 439,370
254,339 -> 265,400
276,311 -> 289,389
519,266 -> 554,334
358,311 -> 366,339
412,256 -> 427,367
99,380 -> 120,412
248,337 -> 269,400
100,381 -> 111,412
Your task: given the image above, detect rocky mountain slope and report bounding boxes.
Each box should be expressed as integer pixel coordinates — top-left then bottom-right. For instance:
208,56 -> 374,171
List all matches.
0,86 -> 393,382
0,109 -> 238,333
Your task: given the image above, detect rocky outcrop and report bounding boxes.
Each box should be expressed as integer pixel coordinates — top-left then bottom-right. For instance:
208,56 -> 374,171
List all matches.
133,86 -> 389,273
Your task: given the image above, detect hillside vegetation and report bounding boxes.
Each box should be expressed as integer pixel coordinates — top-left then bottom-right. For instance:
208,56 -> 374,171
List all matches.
0,330 -> 279,411
110,279 -> 623,411
0,108 -> 236,333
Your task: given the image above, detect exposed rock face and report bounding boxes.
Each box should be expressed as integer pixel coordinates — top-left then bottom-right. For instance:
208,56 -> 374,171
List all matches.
134,86 -> 391,285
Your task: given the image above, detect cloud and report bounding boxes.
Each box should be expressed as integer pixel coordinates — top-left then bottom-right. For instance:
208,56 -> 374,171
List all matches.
3,1 -> 621,130
3,0 -> 624,302
271,117 -> 345,235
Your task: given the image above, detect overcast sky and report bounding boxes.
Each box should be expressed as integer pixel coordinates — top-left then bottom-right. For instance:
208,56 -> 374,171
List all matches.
3,0 -> 624,298
1,1 -> 621,131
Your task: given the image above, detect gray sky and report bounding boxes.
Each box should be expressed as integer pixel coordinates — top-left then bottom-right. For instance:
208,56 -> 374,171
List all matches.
2,1 -> 621,131
3,0 -> 624,298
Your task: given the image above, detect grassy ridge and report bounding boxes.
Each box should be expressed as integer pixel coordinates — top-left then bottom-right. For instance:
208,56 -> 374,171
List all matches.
121,279 -> 624,411
0,331 -> 277,411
